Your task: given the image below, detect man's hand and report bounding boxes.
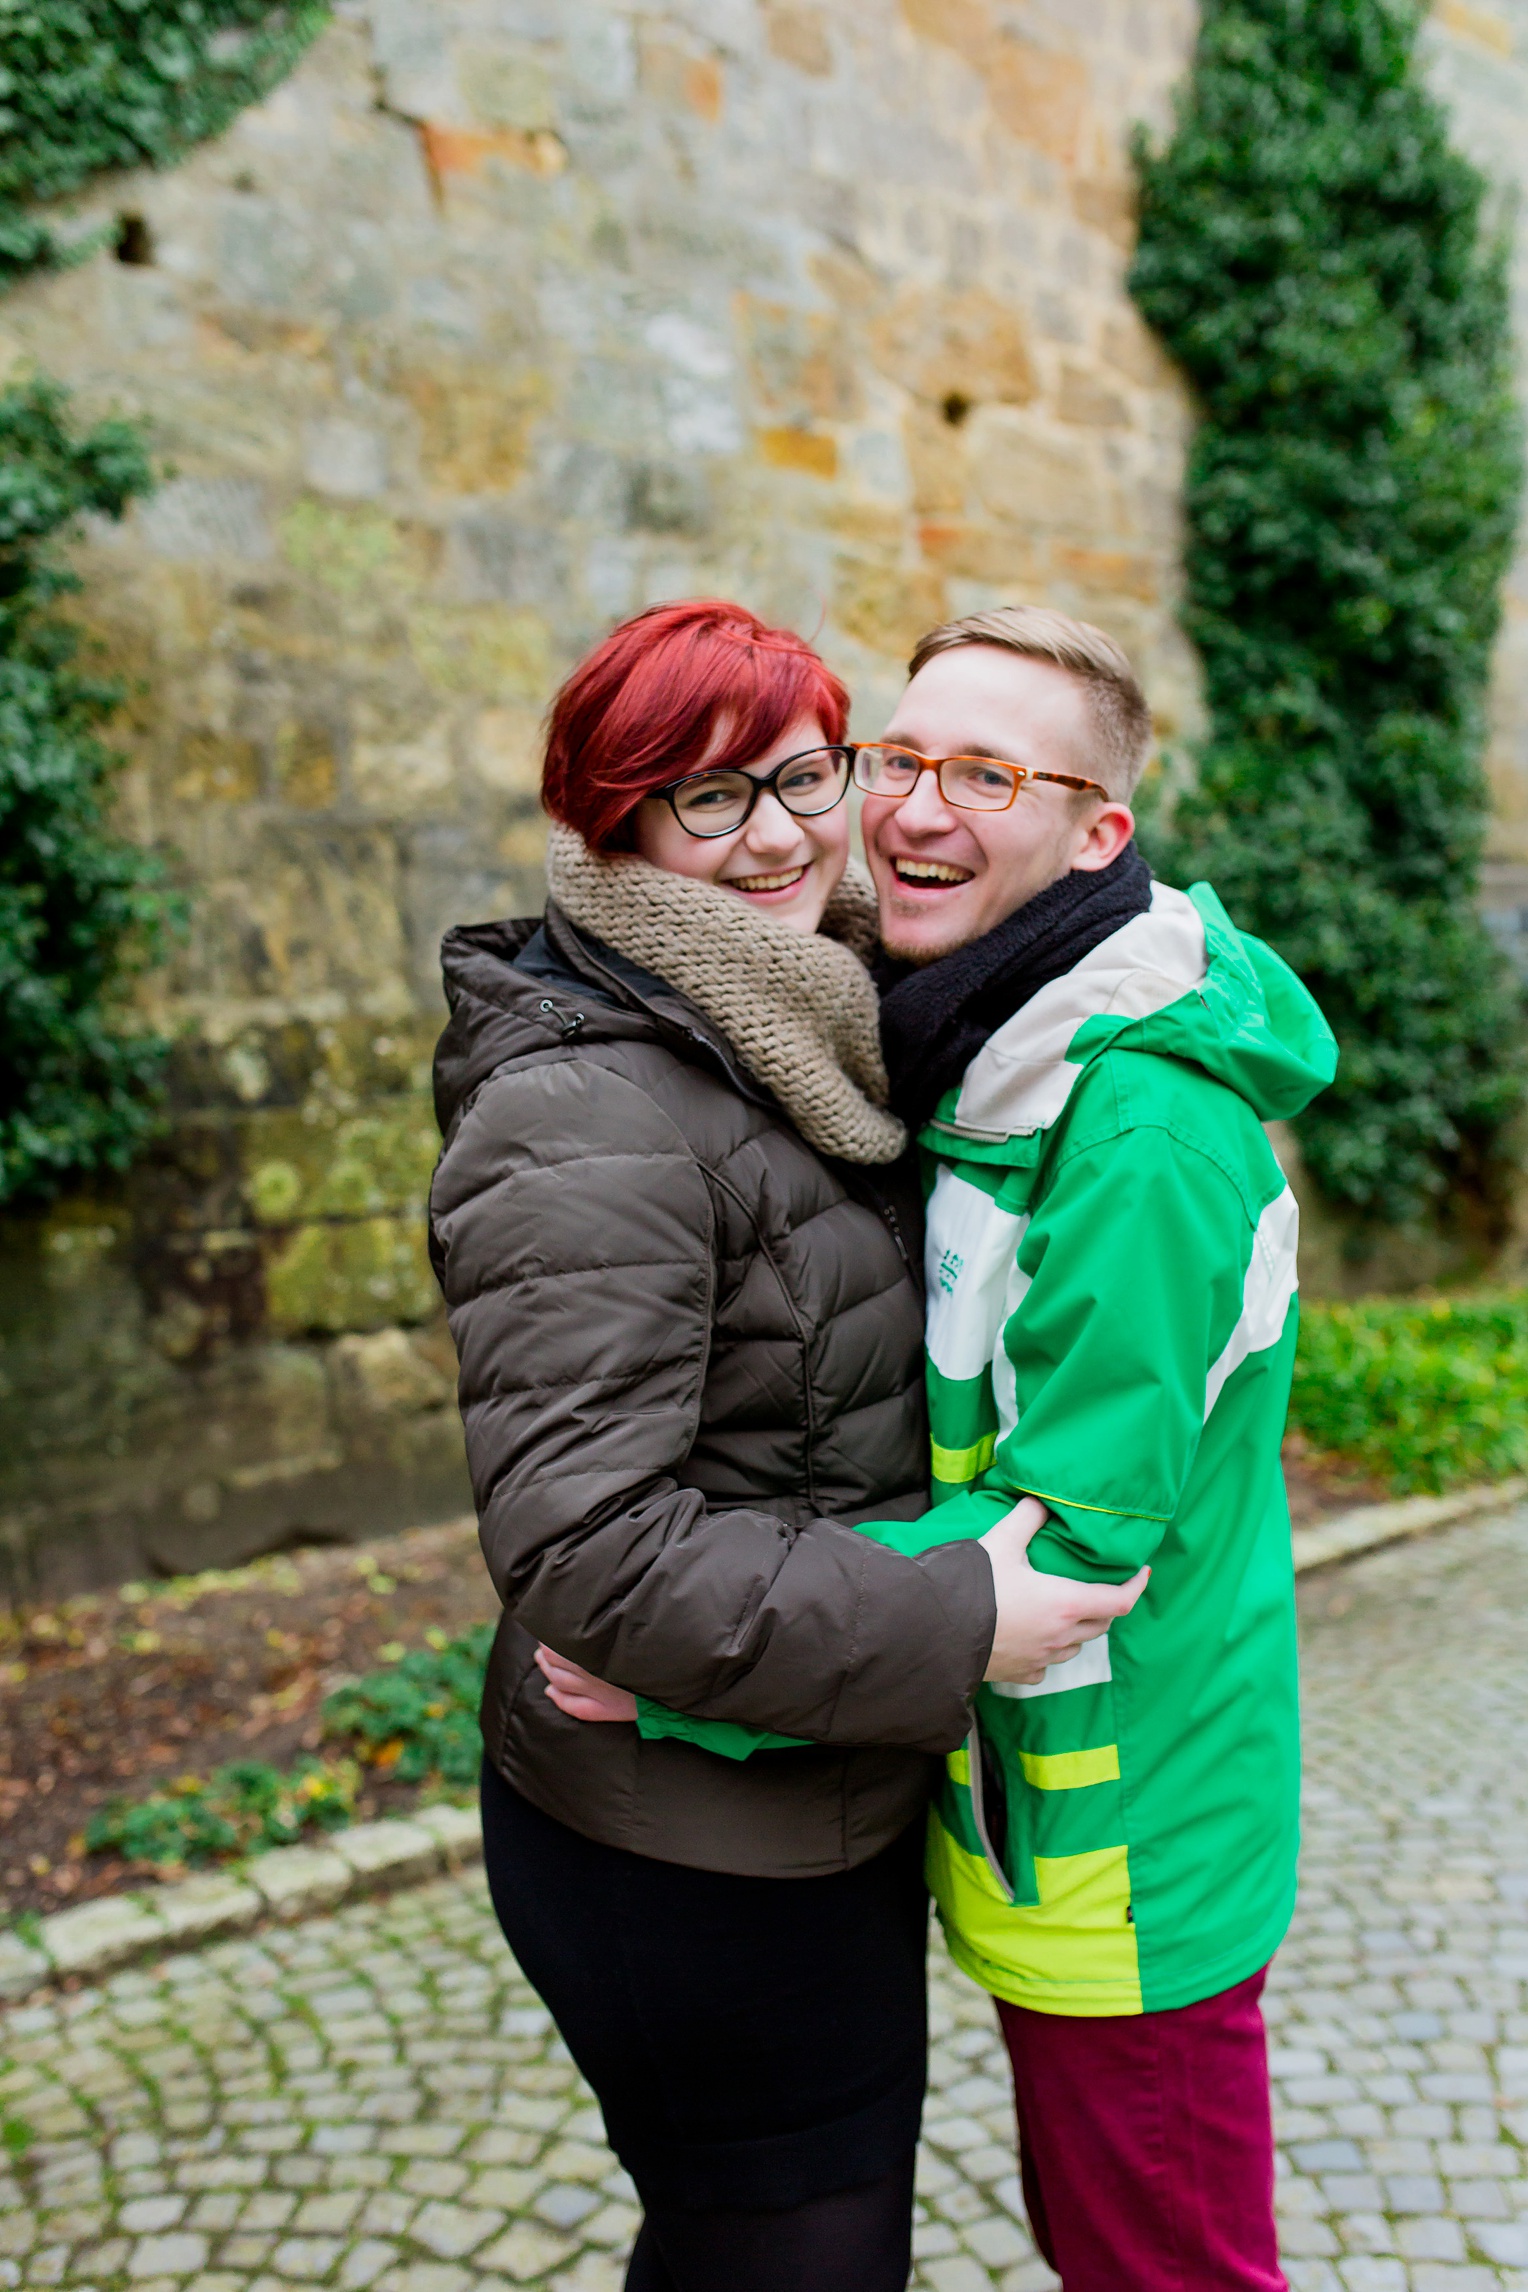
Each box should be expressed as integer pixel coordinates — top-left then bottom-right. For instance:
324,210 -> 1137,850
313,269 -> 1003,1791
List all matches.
980,1497 -> 1149,1684
535,1645 -> 638,1723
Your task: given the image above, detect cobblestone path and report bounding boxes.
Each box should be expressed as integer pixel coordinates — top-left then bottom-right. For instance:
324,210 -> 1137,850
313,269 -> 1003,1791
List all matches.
3,1504 -> 1528,2292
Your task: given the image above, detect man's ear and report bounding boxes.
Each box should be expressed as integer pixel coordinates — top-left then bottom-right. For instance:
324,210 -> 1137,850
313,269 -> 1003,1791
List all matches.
1072,803 -> 1135,872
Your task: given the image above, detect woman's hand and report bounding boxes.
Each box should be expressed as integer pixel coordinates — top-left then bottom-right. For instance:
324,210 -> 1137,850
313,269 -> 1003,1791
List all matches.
535,1644 -> 639,1723
979,1497 -> 1149,1685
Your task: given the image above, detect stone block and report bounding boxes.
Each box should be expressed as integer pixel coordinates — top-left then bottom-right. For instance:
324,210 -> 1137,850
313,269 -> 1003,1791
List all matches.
331,1820 -> 442,1889
464,702 -> 541,798
136,477 -> 273,565
869,287 -> 1037,410
765,4 -> 832,75
970,419 -> 1112,533
246,1846 -> 354,1920
304,419 -> 390,500
264,1216 -> 438,1339
410,2199 -> 504,2257
758,426 -> 837,479
244,1104 -> 440,1230
832,558 -> 947,660
985,38 -> 1089,164
475,2220 -> 577,2280
0,1929 -> 49,2001
42,1895 -> 169,1980
170,731 -> 262,806
397,362 -> 548,493
147,1874 -> 263,1948
408,601 -> 552,704
329,1330 -> 454,1423
410,1804 -> 482,1863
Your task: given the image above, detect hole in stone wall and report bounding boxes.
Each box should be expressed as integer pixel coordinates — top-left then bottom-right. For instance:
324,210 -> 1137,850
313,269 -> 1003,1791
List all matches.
940,392 -> 973,428
115,213 -> 154,265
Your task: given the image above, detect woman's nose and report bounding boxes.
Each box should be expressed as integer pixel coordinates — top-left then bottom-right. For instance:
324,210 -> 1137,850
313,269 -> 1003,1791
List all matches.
743,791 -> 804,852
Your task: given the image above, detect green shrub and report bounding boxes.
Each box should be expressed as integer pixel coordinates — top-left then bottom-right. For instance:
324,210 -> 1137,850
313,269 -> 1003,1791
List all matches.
85,1755 -> 358,1866
1131,0 -> 1526,1232
1291,1291 -> 1528,1494
0,0 -> 329,290
1,7 -> 332,1192
323,1625 -> 494,1786
83,1627 -> 491,1873
0,377 -> 180,1203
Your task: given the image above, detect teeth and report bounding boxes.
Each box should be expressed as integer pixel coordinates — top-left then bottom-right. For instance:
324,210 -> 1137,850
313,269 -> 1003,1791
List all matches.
894,859 -> 972,884
731,868 -> 806,892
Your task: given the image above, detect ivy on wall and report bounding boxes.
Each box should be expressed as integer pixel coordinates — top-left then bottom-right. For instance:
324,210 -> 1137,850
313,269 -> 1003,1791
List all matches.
0,0 -> 329,288
0,380 -> 175,1202
0,2 -> 329,1203
1131,0 -> 1526,1236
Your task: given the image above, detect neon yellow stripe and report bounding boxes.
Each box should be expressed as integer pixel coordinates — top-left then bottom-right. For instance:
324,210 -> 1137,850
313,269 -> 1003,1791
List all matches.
1015,1482 -> 1169,1522
931,1432 -> 996,1484
948,1743 -> 971,1787
926,1823 -> 1142,2015
1019,1745 -> 1120,1791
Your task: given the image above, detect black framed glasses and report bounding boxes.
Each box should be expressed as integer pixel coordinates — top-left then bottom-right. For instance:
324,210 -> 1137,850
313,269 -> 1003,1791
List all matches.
655,745 -> 853,839
851,742 -> 1109,811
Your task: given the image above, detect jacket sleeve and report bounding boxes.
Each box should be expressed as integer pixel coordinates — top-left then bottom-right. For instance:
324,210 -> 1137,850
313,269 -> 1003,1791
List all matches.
431,1055 -> 994,1751
915,1122 -> 1253,1581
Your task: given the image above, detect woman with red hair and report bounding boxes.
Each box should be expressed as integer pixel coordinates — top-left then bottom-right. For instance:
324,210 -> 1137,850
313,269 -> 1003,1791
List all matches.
429,601 -> 997,2291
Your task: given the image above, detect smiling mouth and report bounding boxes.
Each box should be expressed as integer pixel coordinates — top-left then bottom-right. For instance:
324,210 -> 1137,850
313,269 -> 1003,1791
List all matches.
891,858 -> 974,887
727,866 -> 808,894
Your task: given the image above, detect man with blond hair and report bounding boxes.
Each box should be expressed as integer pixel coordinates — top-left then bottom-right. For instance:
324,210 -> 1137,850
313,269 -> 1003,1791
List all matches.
851,605 -> 1334,2288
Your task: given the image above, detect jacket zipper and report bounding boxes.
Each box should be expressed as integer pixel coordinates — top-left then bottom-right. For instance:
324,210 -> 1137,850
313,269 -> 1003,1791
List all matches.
877,1189 -> 913,1277
964,1719 -> 1015,1903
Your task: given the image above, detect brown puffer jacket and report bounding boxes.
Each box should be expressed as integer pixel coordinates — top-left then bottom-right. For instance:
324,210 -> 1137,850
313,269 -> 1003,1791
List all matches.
429,905 -> 996,1878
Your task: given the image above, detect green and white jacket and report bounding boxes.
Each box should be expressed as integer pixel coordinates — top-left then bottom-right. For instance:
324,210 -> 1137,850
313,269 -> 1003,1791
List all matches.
639,880 -> 1337,2016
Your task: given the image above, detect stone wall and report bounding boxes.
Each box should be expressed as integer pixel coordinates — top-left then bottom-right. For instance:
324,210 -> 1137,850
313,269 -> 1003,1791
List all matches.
0,0 -> 1524,1596
1423,0 -> 1528,973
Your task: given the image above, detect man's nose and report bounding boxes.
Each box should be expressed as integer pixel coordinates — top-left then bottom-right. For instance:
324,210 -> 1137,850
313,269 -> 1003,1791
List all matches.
896,764 -> 959,835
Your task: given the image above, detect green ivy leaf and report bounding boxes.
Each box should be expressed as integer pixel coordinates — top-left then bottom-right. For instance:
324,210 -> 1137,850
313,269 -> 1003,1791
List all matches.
1131,0 -> 1527,1232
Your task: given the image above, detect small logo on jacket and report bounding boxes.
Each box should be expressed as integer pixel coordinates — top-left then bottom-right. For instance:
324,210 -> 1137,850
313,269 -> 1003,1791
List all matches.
937,1248 -> 964,1296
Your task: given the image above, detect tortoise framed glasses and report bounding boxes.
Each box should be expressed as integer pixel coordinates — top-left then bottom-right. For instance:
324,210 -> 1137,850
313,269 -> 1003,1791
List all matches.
850,743 -> 1108,811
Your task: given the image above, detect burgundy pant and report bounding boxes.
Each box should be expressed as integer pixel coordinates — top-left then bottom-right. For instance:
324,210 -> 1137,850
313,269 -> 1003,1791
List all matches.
996,1968 -> 1284,2291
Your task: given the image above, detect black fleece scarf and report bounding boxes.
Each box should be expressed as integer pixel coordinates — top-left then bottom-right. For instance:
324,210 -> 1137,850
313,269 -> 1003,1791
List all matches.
877,841 -> 1154,1130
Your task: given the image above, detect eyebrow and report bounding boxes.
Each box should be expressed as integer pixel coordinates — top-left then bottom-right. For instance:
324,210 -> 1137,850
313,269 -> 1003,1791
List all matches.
882,732 -> 1028,765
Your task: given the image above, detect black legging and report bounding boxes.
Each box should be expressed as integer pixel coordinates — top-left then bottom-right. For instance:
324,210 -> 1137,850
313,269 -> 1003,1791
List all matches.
479,1759 -> 927,2292
624,2165 -> 916,2292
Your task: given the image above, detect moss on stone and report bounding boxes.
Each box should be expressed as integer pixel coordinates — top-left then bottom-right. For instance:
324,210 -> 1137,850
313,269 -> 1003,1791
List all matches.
243,1103 -> 439,1227
278,500 -> 405,597
264,1215 -> 438,1337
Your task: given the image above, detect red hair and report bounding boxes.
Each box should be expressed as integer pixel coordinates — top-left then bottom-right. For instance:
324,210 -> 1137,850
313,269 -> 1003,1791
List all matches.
542,599 -> 850,852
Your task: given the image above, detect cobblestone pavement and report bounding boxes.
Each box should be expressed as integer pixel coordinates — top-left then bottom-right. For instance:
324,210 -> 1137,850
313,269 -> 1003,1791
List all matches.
3,1505 -> 1528,2292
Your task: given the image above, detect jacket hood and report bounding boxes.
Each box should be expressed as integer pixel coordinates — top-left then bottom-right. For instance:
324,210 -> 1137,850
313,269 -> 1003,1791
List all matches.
433,908 -> 772,1142
925,881 -> 1337,1153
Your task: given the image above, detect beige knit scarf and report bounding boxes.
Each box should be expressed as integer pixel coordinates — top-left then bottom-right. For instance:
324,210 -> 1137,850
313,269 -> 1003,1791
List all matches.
545,824 -> 907,1165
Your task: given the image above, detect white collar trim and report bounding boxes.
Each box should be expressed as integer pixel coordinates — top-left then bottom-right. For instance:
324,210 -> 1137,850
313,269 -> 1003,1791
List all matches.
932,882 -> 1208,1142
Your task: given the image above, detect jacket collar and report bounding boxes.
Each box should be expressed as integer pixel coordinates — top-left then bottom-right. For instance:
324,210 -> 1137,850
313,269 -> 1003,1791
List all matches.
432,906 -> 775,1144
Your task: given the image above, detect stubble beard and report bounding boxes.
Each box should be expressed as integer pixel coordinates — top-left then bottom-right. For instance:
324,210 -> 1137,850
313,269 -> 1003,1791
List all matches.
878,912 -> 985,967
877,832 -> 1083,968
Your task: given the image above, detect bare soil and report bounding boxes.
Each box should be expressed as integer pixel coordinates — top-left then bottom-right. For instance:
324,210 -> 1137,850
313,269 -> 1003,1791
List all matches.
0,1518 -> 494,1926
1281,1432 -> 1391,1527
1,1450 -> 1381,1924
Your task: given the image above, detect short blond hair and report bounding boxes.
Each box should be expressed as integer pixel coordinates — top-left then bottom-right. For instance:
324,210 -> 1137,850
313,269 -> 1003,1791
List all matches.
908,606 -> 1152,801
